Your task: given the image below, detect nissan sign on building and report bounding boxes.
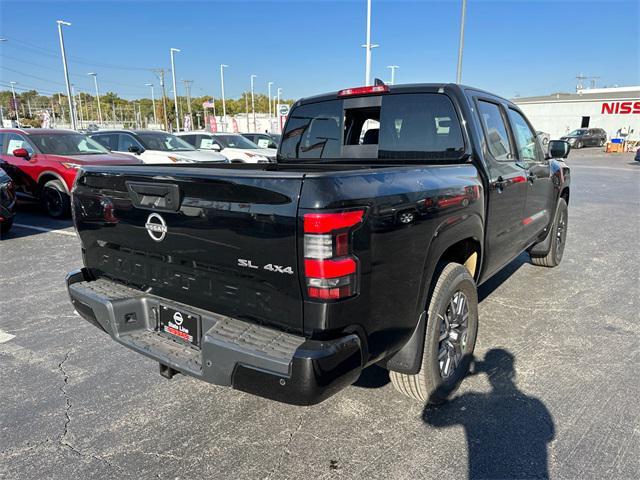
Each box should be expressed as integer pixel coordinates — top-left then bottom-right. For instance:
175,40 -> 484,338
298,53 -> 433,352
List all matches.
513,86 -> 640,140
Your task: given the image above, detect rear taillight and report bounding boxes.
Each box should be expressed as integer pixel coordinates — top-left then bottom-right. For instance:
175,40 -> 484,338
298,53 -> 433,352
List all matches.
303,209 -> 364,300
337,85 -> 389,97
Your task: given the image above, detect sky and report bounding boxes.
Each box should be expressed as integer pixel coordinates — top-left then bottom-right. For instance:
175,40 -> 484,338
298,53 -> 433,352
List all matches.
0,0 -> 638,101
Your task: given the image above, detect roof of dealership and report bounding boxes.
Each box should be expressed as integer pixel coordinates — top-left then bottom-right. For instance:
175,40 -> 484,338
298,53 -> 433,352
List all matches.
513,86 -> 640,104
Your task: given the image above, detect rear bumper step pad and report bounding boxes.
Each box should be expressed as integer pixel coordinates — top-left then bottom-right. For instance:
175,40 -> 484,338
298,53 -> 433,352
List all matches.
66,268 -> 362,405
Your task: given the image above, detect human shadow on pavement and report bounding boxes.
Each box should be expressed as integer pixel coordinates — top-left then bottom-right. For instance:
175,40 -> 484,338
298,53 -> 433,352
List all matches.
423,349 -> 555,479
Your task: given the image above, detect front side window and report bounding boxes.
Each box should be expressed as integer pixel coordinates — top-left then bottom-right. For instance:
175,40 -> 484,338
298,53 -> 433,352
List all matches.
6,133 -> 34,155
508,109 -> 543,163
477,101 -> 513,161
92,134 -> 118,151
118,134 -> 143,152
29,133 -> 106,155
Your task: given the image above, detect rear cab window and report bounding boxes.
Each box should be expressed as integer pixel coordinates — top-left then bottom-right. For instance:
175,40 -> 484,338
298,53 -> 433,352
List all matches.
279,92 -> 465,163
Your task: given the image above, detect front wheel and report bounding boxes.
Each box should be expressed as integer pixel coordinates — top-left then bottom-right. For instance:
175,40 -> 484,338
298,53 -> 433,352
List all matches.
41,179 -> 71,218
576,141 -> 583,149
530,198 -> 568,267
390,263 -> 479,403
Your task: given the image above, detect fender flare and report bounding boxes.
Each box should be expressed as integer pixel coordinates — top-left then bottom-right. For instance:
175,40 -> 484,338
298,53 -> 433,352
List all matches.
37,171 -> 70,195
384,213 -> 484,374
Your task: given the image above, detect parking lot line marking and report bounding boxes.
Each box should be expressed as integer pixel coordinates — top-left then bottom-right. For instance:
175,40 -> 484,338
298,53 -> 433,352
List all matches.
13,223 -> 77,237
0,330 -> 16,343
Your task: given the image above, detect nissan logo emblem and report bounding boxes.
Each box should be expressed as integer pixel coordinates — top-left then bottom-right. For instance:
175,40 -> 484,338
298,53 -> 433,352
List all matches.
145,213 -> 167,242
172,311 -> 184,326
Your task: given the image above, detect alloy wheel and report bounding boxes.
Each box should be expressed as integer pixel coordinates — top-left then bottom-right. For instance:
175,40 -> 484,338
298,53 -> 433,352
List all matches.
437,291 -> 469,379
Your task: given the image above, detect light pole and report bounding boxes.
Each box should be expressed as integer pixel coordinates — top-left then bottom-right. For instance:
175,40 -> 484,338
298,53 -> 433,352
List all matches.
87,72 -> 103,125
57,20 -> 75,130
456,0 -> 467,84
387,65 -> 399,85
267,81 -> 274,123
220,64 -> 228,131
361,0 -> 379,86
170,48 -> 181,131
250,74 -> 257,132
145,83 -> 158,126
276,87 -> 282,132
9,81 -> 20,126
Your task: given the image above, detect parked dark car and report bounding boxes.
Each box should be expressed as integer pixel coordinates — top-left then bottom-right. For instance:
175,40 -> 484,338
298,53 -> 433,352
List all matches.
635,148 -> 640,162
66,82 -> 571,406
242,132 -> 280,149
0,129 -> 141,218
0,167 -> 16,236
560,128 -> 607,148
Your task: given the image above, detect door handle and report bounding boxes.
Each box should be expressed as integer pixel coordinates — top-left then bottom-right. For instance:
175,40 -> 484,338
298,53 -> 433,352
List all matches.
494,176 -> 507,192
527,172 -> 536,183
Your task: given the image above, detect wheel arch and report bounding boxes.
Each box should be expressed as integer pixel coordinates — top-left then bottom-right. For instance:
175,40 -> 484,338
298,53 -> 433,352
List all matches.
383,214 -> 483,375
37,171 -> 70,196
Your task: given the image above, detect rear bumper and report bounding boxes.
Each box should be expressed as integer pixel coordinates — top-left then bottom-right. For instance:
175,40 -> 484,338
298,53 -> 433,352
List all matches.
65,269 -> 362,405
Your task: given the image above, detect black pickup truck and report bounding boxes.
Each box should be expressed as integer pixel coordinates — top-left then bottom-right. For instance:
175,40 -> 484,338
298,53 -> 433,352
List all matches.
66,83 -> 571,405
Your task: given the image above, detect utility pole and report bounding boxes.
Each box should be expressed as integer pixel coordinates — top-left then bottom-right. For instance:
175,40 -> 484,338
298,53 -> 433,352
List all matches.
58,93 -> 65,123
112,102 -> 117,128
9,81 -> 19,125
250,74 -> 257,132
362,0 -> 379,86
182,79 -> 193,130
276,87 -> 282,133
88,73 -> 103,125
170,48 -> 181,131
220,64 -> 228,131
387,65 -> 399,85
456,0 -> 467,84
153,69 -> 170,131
56,20 -> 76,130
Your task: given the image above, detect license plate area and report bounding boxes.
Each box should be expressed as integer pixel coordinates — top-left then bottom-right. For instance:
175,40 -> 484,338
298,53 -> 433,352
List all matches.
158,305 -> 201,348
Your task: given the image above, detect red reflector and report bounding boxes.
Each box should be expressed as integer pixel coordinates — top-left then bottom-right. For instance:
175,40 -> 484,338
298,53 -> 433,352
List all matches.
304,210 -> 364,233
308,285 -> 353,300
305,258 -> 356,278
338,85 -> 389,97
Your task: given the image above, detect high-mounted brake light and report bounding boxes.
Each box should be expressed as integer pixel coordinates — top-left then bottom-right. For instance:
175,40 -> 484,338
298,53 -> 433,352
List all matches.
303,209 -> 364,300
338,85 -> 389,97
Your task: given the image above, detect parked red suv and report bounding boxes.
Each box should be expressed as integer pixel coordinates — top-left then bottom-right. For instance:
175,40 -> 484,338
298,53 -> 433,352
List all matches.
0,129 -> 141,217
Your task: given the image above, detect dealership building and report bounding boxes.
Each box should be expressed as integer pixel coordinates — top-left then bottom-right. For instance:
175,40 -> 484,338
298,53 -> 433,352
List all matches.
513,86 -> 640,140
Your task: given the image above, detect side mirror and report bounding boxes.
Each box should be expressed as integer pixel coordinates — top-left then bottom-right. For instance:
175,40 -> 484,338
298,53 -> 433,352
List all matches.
211,144 -> 221,152
128,145 -> 144,154
12,148 -> 31,160
548,140 -> 570,159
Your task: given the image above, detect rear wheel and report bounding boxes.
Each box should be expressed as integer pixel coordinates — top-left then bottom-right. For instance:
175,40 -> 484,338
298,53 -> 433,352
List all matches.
1,218 -> 13,237
41,179 -> 70,218
390,263 -> 478,403
576,141 -> 583,149
531,198 -> 568,267
599,139 -> 605,147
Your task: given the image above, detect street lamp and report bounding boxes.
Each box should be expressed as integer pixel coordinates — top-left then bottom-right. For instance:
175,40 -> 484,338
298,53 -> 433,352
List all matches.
170,48 -> 181,131
456,0 -> 467,84
220,64 -> 228,131
387,65 -> 399,85
361,0 -> 379,86
250,74 -> 257,132
267,81 -> 274,121
87,72 -> 103,125
276,87 -> 282,133
145,83 -> 158,126
56,20 -> 75,130
9,81 -> 20,126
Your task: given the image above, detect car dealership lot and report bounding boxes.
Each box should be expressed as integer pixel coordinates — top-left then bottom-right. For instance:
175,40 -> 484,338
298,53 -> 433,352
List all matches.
1,150 -> 638,480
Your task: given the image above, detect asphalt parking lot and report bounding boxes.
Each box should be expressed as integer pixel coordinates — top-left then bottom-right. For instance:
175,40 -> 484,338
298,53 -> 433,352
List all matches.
1,149 -> 639,480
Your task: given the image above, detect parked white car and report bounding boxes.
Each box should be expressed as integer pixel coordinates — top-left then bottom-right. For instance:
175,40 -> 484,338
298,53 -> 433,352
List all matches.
89,130 -> 228,164
175,132 -> 276,163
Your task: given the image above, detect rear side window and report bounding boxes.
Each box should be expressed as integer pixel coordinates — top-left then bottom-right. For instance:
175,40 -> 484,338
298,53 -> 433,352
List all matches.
477,101 -> 513,161
279,93 -> 464,162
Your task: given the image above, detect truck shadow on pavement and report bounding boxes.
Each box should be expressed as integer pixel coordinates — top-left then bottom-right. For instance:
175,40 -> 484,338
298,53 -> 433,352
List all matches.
423,349 -> 555,479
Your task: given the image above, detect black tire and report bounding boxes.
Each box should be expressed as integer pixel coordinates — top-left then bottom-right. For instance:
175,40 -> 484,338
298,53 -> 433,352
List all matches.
531,198 -> 568,267
576,141 -> 583,149
1,218 -> 13,237
390,263 -> 479,404
599,139 -> 605,147
41,179 -> 71,218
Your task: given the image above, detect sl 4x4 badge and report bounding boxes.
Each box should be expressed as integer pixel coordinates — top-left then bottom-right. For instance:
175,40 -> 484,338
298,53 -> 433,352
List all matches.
238,259 -> 294,275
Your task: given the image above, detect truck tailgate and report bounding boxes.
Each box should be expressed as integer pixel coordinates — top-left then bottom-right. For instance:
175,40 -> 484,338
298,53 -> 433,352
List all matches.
73,166 -> 305,333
